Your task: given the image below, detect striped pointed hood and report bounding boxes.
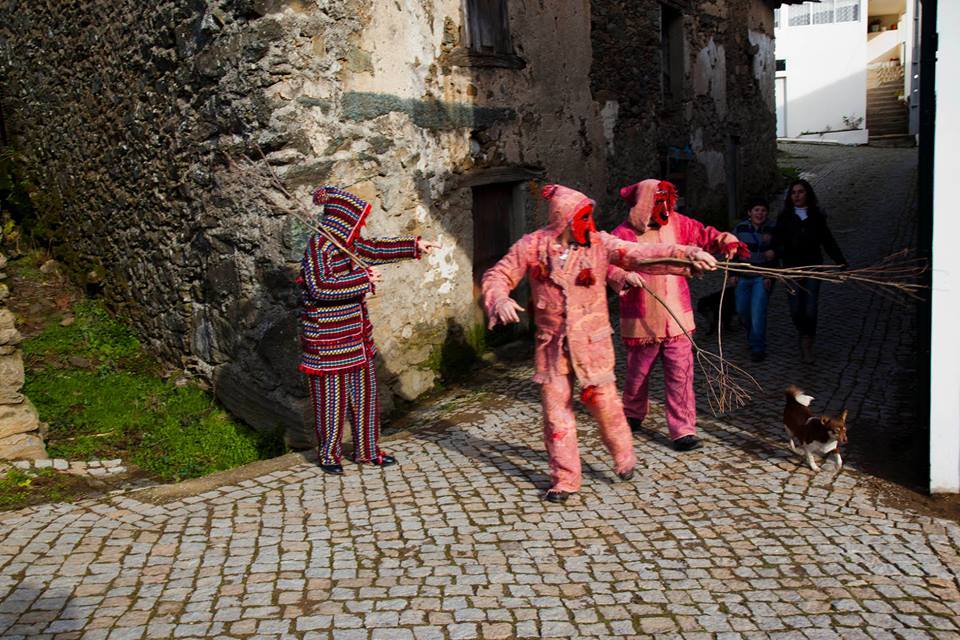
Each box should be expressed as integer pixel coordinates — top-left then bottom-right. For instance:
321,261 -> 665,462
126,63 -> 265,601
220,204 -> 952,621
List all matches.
312,186 -> 371,247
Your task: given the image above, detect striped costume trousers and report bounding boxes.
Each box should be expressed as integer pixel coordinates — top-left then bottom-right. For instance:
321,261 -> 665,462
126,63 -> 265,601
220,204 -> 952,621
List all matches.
307,360 -> 383,465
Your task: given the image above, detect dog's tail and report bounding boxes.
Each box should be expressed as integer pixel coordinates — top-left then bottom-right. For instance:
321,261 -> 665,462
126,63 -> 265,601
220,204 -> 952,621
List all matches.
785,385 -> 814,407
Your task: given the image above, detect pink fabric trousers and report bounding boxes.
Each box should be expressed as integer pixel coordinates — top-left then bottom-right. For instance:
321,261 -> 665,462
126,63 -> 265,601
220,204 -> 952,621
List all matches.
540,374 -> 637,493
622,338 -> 697,440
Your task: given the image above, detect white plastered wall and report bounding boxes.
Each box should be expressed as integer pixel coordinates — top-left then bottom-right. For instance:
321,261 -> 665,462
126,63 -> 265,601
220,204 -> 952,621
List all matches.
774,5 -> 869,144
930,0 -> 960,494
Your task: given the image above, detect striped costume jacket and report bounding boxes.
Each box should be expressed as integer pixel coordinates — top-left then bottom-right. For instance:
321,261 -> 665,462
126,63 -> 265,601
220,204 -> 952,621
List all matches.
298,235 -> 420,375
298,187 -> 420,376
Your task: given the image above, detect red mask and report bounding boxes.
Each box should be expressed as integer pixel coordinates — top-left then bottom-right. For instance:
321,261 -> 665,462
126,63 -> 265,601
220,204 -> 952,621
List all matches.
571,203 -> 597,245
651,180 -> 677,227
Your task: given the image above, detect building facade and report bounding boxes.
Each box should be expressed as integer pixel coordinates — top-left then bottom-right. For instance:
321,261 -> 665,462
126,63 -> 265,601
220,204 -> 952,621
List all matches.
774,0 -> 917,145
0,0 -> 782,446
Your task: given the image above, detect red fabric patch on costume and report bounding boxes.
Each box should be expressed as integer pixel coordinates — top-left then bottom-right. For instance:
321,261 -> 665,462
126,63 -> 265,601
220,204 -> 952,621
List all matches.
575,268 -> 595,287
534,262 -> 550,281
731,240 -> 751,259
580,385 -> 599,406
549,429 -> 567,441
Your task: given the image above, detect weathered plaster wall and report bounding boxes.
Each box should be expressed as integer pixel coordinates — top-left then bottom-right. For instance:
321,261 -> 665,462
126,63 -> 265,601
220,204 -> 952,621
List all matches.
590,0 -> 779,227
0,0 -> 607,446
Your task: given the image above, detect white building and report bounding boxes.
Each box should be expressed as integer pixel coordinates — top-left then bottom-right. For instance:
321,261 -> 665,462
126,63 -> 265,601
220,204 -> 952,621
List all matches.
931,0 -> 960,495
774,0 -> 916,145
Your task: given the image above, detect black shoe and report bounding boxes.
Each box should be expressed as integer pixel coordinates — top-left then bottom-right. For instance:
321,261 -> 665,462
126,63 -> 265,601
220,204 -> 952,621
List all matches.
319,463 -> 344,475
617,467 -> 636,482
750,351 -> 766,362
545,491 -> 572,504
627,417 -> 643,432
362,454 -> 398,467
672,435 -> 703,452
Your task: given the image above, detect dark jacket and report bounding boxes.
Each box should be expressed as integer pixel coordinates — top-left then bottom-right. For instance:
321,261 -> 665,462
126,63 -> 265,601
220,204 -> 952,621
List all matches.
773,208 -> 846,268
732,219 -> 777,268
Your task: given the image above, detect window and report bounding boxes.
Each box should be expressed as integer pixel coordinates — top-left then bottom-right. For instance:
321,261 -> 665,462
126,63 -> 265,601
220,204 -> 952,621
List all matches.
660,4 -> 685,104
774,8 -> 781,29
813,0 -> 834,25
835,0 -> 860,23
787,1 -> 860,27
776,58 -> 787,72
465,0 -> 511,55
788,4 -> 811,27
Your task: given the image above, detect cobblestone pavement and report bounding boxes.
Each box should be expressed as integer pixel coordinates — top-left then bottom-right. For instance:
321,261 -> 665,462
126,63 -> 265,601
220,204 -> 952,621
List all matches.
2,145 -> 959,639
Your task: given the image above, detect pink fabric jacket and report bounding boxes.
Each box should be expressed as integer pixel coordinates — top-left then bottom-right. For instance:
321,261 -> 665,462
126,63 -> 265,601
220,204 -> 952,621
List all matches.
608,179 -> 739,344
482,184 -> 702,387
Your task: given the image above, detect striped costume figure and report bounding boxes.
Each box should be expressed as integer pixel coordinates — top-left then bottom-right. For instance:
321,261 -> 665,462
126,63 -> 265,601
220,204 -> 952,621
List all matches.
299,186 -> 421,473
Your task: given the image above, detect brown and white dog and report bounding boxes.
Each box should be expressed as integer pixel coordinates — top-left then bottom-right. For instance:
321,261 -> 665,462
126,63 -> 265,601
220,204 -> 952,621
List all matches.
783,386 -> 849,471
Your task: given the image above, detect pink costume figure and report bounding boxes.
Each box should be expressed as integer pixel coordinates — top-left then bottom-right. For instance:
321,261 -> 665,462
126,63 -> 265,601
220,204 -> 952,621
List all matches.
608,179 -> 743,452
482,184 -> 715,503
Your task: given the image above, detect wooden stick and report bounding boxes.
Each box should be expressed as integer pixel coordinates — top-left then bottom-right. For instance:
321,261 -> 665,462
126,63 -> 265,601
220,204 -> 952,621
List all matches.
223,150 -> 371,271
637,280 -> 761,415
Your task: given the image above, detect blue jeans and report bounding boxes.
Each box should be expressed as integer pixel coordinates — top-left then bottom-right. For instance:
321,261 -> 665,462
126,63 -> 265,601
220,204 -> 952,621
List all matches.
735,276 -> 771,353
786,277 -> 821,337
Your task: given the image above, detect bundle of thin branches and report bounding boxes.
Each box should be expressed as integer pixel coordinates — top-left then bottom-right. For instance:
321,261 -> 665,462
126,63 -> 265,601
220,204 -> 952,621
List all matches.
638,277 -> 761,415
221,147 -> 370,270
631,250 -> 927,303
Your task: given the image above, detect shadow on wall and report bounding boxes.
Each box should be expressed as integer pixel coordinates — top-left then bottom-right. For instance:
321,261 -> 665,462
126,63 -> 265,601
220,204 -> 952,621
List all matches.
777,70 -> 870,140
194,3 -> 591,449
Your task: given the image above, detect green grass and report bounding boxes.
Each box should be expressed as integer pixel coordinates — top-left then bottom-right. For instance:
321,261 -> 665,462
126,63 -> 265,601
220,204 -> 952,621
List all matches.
22,299 -> 144,368
21,299 -> 285,484
0,468 -> 81,510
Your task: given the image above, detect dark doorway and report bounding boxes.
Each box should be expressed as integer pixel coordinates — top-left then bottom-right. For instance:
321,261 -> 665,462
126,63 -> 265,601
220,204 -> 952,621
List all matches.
471,182 -> 515,296
471,181 -> 528,343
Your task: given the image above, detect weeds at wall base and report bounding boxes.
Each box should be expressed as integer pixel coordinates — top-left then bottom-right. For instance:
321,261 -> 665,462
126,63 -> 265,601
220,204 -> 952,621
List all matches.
4,255 -> 286,508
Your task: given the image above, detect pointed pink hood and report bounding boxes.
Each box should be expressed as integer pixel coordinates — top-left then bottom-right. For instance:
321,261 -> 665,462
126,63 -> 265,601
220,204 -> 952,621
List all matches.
619,179 -> 672,231
541,184 -> 596,234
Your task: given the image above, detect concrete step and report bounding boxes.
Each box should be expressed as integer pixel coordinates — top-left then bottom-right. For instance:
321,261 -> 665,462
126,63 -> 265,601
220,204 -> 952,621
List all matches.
868,119 -> 909,131
867,87 -> 903,99
868,133 -> 915,147
868,112 -> 908,121
867,107 -> 907,117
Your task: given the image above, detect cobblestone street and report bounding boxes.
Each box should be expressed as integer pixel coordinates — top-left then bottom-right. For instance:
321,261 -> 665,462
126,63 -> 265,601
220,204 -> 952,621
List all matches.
1,144 -> 958,639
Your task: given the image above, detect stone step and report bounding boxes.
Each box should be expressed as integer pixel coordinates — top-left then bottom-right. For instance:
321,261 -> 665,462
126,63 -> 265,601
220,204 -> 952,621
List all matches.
867,87 -> 903,98
868,133 -> 915,147
867,106 -> 907,117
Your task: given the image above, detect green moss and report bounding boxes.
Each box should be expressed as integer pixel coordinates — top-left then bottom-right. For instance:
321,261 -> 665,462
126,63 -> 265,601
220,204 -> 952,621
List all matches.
779,165 -> 802,186
21,299 -> 285,484
22,299 -> 144,369
0,468 -> 79,511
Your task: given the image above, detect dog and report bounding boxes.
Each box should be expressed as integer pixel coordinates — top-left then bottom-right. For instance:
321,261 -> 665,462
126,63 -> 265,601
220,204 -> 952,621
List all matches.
783,386 -> 849,471
696,286 -> 737,335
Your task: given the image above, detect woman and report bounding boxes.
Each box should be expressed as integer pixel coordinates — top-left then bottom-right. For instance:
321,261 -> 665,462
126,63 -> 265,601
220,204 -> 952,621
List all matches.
731,197 -> 777,362
774,179 -> 847,364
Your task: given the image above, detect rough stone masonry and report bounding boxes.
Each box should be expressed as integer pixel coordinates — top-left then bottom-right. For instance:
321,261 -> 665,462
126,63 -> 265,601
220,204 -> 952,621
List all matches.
0,0 -> 779,447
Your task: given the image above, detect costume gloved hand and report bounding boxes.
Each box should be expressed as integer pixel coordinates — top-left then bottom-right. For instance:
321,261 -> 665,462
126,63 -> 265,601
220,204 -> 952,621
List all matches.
489,298 -> 525,329
727,240 -> 751,260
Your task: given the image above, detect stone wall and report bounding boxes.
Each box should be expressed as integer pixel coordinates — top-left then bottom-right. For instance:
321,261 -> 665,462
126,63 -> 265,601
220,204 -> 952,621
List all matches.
590,0 -> 779,228
0,254 -> 46,460
0,0 -> 608,447
0,0 -> 778,448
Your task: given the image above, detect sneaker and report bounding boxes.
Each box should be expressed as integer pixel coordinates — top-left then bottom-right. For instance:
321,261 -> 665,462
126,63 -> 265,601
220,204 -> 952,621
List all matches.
545,491 -> 572,504
750,351 -> 766,362
627,417 -> 643,432
672,435 -> 702,452
617,467 -> 636,482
